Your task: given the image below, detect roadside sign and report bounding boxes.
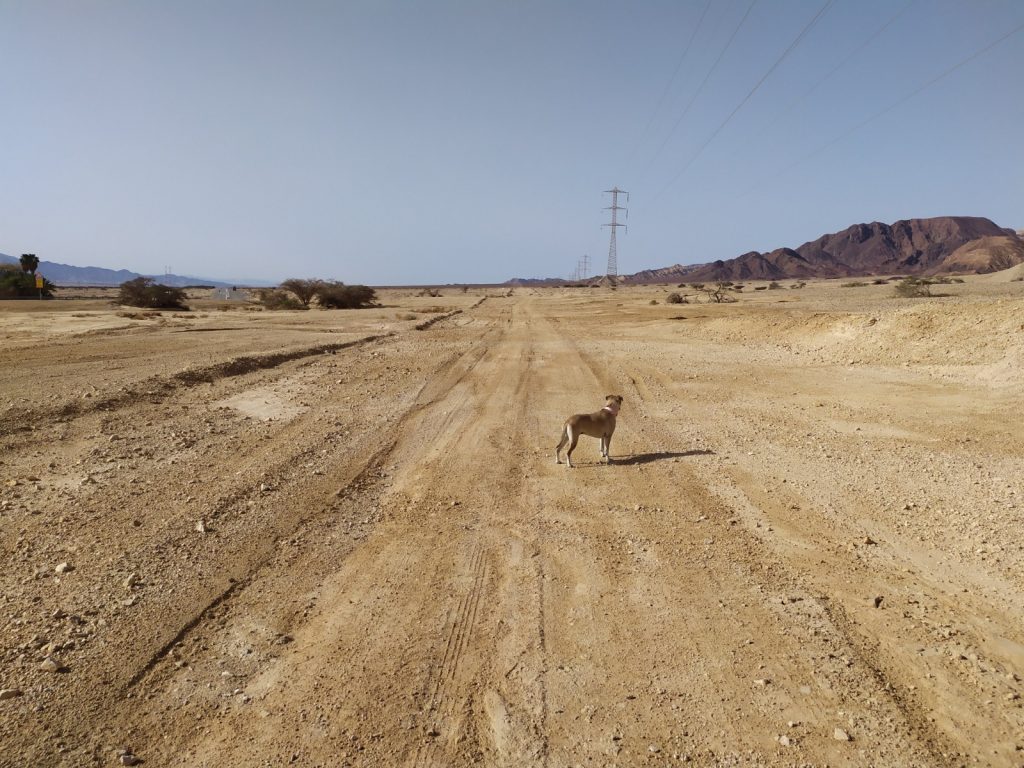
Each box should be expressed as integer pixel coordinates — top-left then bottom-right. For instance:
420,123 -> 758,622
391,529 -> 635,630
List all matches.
35,275 -> 44,289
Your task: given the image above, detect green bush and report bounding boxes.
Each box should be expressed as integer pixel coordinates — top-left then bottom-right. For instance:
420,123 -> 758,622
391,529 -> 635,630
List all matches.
0,264 -> 55,299
118,277 -> 188,309
315,281 -> 378,309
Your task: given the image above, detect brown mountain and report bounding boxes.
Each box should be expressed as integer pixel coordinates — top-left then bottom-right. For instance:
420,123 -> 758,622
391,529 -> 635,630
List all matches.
930,236 -> 1024,274
650,216 -> 1018,283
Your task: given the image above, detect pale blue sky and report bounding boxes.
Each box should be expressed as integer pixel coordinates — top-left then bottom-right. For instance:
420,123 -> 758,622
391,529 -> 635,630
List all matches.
1,0 -> 1022,284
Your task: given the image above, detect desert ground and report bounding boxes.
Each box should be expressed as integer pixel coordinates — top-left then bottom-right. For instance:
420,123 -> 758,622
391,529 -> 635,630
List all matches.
1,275 -> 1022,767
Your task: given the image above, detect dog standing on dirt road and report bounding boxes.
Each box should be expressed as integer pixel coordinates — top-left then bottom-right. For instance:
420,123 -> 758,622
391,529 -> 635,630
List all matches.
555,395 -> 624,468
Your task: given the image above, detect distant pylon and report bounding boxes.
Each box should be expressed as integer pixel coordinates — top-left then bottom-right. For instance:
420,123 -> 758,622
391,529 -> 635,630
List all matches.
603,188 -> 628,277
581,254 -> 590,281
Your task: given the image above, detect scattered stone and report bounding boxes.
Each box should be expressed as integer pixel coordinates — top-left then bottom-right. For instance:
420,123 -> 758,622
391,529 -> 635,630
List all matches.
833,727 -> 851,742
55,562 -> 73,574
648,744 -> 661,753
778,735 -> 791,746
753,678 -> 770,687
0,689 -> 24,700
863,536 -> 877,546
195,519 -> 207,534
123,573 -> 139,589
873,596 -> 884,608
275,634 -> 294,645
118,752 -> 142,766
39,656 -> 63,673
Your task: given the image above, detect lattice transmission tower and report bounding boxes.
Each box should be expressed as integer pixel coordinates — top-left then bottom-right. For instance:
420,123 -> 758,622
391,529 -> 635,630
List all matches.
603,187 -> 628,277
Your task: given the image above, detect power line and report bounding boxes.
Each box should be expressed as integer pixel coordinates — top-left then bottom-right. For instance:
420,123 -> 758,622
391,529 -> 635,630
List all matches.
779,0 -> 916,116
637,0 -> 759,183
622,0 -> 713,174
740,17 -> 1024,197
654,0 -> 835,201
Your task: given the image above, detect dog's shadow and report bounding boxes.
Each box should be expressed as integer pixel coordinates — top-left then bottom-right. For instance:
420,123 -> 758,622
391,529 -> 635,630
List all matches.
613,449 -> 714,466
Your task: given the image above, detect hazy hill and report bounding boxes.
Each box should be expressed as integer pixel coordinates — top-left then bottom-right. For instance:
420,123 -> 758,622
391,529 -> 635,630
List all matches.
0,253 -> 238,287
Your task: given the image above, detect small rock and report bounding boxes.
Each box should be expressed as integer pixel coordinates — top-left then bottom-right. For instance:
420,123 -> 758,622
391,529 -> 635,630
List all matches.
195,520 -> 207,534
39,656 -> 63,673
119,754 -> 142,766
753,678 -> 770,687
123,573 -> 139,589
863,536 -> 876,545
833,727 -> 851,742
778,735 -> 791,746
873,596 -> 884,608
648,744 -> 661,753
275,634 -> 294,645
55,562 -> 73,574
0,689 -> 24,700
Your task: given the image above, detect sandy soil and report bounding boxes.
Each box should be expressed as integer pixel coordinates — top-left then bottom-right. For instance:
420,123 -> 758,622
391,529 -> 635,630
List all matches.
1,279 -> 1022,767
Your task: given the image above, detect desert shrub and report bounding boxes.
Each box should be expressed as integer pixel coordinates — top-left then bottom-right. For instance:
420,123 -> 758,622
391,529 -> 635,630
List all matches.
872,278 -> 889,285
280,278 -> 322,307
694,282 -> 736,303
666,292 -> 685,304
418,288 -> 442,297
117,277 -> 188,309
893,277 -> 933,298
754,285 -> 767,291
688,283 -> 705,290
842,281 -> 868,288
116,311 -> 162,320
790,282 -> 806,289
732,284 -> 745,292
0,265 -> 56,299
315,281 -> 378,309
768,282 -> 782,289
648,299 -> 658,305
255,288 -> 306,310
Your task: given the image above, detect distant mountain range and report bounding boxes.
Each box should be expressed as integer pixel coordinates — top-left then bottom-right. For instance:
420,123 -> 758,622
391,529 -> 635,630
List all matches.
0,253 -> 264,287
509,216 -> 1024,285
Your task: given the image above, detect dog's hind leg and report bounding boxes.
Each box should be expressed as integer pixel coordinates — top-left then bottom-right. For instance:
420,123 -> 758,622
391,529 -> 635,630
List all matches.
604,431 -> 613,463
555,425 -> 569,464
565,426 -> 579,468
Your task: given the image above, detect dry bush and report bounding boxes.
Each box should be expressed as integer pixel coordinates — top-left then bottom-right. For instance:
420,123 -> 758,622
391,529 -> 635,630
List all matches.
418,288 -> 442,297
872,278 -> 890,284
790,282 -> 806,289
648,299 -> 658,305
118,277 -> 188,310
666,292 -> 685,304
768,281 -> 782,289
893,277 -> 933,298
255,288 -> 306,310
842,281 -> 869,288
754,286 -> 767,291
280,278 -> 322,307
116,311 -> 162,320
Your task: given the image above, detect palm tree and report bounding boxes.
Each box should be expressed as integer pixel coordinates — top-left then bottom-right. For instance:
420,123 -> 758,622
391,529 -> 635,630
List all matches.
20,254 -> 39,274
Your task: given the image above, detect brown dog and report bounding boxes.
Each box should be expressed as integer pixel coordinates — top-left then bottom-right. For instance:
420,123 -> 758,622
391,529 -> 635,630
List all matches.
555,395 -> 623,468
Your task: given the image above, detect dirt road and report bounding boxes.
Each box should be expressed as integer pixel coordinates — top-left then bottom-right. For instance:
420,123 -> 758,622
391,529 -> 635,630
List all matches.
1,285 -> 1022,766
